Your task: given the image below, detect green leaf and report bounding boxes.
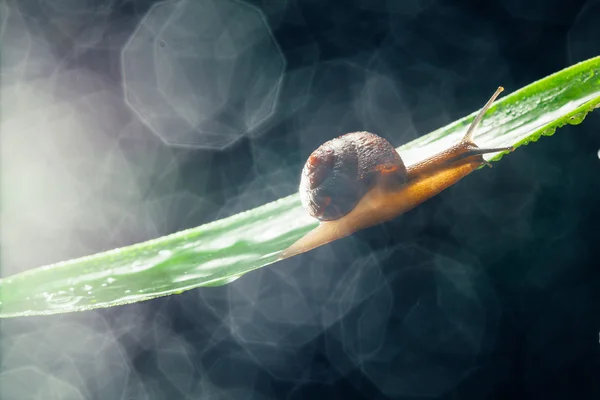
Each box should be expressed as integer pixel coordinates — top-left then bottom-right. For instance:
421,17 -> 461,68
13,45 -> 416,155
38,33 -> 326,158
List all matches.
2,56 -> 600,318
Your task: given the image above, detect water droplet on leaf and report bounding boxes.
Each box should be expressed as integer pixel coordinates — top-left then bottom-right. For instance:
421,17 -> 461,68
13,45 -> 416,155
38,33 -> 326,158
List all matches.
567,112 -> 586,125
46,292 -> 82,308
542,127 -> 556,136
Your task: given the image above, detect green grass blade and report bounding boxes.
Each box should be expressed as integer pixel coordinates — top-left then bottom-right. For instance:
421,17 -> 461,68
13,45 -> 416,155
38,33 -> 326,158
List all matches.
2,56 -> 599,318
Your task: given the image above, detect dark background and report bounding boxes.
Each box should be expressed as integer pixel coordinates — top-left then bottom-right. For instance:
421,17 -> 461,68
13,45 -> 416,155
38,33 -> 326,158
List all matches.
2,0 -> 600,399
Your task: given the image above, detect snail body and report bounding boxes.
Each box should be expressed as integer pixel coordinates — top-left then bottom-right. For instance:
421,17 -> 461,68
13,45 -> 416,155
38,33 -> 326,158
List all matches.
282,86 -> 514,259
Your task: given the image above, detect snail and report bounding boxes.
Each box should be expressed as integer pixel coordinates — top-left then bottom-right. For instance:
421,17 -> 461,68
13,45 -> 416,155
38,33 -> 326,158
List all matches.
281,86 -> 513,258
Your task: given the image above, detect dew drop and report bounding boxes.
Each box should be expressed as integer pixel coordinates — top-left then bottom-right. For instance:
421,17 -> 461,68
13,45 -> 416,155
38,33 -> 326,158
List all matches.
131,260 -> 145,271
106,277 -> 116,284
46,292 -> 82,308
83,284 -> 93,291
542,127 -> 556,137
567,112 -> 586,126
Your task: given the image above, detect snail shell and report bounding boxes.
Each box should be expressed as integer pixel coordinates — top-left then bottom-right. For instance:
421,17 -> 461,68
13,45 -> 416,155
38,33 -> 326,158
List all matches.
299,131 -> 407,221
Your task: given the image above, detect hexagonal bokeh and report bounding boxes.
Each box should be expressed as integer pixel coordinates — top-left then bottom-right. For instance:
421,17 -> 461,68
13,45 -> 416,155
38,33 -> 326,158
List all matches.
122,0 -> 285,150
37,0 -> 114,50
568,1 -> 600,64
0,2 -> 9,41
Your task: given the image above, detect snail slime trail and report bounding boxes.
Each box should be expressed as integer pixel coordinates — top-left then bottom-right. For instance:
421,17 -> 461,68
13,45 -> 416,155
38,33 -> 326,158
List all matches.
281,86 -> 514,259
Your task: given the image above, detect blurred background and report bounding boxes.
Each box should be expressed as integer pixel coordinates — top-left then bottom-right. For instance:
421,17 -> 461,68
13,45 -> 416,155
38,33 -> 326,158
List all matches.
1,0 -> 600,399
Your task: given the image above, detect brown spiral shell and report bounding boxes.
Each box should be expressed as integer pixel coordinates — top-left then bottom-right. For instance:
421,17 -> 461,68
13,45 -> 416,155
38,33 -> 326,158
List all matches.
299,131 -> 407,221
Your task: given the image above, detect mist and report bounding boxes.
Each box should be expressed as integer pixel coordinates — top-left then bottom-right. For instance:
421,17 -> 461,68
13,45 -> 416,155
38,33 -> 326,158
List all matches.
2,0 -> 600,399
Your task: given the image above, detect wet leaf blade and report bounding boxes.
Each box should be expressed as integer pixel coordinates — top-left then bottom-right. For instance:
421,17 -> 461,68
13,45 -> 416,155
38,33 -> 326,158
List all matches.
1,56 -> 599,318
